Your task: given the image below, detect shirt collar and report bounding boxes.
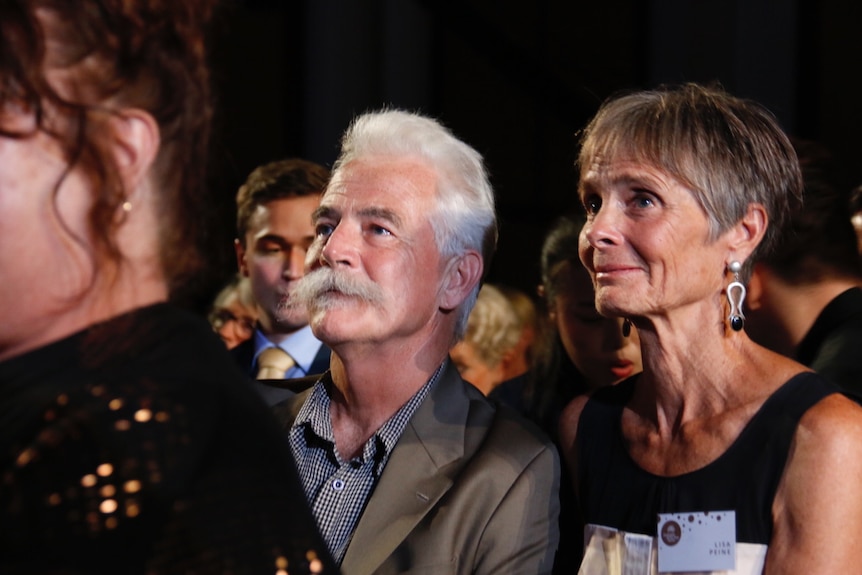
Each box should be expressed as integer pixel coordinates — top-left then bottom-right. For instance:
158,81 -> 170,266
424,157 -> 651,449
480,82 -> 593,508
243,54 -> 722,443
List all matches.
293,363 -> 444,464
252,325 -> 323,374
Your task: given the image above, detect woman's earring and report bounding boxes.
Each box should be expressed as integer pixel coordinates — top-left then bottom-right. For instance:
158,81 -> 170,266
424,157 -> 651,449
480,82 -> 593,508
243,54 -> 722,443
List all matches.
726,261 -> 746,332
622,318 -> 632,338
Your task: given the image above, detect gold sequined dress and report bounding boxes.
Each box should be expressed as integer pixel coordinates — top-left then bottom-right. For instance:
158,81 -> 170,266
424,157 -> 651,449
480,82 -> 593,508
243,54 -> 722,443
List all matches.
0,303 -> 337,575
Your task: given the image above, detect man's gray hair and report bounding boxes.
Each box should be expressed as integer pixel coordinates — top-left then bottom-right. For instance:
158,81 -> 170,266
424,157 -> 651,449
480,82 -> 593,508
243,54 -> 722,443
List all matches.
332,109 -> 498,339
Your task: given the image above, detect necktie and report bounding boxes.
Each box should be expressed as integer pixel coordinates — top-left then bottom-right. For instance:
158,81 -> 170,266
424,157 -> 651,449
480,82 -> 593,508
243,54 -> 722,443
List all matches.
256,347 -> 295,380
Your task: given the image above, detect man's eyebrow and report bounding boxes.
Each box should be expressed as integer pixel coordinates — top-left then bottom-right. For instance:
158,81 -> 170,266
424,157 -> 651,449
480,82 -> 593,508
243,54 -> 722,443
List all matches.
254,233 -> 287,244
312,205 -> 403,228
312,205 -> 339,222
357,206 -> 402,228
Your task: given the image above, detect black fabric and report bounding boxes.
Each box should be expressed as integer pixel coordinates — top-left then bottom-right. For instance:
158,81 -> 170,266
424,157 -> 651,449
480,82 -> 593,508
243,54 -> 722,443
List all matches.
576,372 -> 840,545
795,286 -> 862,398
0,303 -> 337,574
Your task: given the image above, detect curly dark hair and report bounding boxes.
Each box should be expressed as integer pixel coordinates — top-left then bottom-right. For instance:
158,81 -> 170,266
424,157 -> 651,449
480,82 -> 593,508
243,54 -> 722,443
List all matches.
0,0 -> 218,297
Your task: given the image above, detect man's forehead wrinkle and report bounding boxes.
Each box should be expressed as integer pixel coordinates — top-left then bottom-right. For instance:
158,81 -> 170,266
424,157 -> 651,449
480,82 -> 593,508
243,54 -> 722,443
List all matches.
357,206 -> 402,226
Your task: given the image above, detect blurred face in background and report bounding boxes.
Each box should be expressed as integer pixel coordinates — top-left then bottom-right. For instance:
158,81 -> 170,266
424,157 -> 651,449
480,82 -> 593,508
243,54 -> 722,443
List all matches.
548,258 -> 643,390
236,194 -> 320,336
210,294 -> 258,349
450,340 -> 505,396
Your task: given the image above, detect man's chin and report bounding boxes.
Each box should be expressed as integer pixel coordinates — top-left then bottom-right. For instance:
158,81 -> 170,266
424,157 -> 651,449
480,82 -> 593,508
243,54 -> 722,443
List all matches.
273,311 -> 310,330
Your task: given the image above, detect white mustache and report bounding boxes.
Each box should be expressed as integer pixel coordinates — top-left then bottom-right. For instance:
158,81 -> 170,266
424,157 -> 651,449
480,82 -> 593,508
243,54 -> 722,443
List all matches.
291,268 -> 385,309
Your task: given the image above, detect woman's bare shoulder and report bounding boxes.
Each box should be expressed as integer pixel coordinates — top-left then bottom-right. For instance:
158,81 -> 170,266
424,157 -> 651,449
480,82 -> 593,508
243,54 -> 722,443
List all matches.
797,391 -> 862,449
768,392 -> 862,572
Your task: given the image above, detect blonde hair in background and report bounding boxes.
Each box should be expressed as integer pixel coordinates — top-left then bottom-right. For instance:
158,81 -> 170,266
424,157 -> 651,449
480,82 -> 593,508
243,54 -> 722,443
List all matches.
462,284 -> 522,369
212,274 -> 255,310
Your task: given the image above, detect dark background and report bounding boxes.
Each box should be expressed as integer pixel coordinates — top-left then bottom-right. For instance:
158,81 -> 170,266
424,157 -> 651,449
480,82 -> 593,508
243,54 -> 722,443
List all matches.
199,0 -> 862,308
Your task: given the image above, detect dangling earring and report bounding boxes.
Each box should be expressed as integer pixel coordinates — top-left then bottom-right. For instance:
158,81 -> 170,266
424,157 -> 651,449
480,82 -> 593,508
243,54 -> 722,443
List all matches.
726,261 -> 746,332
622,318 -> 632,337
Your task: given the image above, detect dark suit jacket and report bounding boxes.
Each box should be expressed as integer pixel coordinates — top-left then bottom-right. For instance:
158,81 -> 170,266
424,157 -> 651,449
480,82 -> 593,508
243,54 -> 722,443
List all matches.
230,336 -> 331,406
796,286 -> 862,399
274,359 -> 561,575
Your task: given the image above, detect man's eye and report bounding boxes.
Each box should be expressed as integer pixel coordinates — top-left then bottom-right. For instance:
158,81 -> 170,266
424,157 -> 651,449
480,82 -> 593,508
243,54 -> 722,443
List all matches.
370,225 -> 391,236
583,196 -> 601,214
315,223 -> 334,237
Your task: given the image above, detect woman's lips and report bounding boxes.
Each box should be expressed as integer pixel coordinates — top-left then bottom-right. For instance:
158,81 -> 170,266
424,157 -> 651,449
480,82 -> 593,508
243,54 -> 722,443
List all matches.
610,360 -> 635,379
593,265 -> 642,285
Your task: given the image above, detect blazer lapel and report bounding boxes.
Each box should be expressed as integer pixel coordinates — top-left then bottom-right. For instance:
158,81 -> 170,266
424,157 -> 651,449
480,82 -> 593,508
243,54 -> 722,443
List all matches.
340,361 -> 475,575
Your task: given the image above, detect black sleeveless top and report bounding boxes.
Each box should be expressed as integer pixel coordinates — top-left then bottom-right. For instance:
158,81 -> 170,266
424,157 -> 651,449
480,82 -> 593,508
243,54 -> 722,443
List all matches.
576,372 -> 840,544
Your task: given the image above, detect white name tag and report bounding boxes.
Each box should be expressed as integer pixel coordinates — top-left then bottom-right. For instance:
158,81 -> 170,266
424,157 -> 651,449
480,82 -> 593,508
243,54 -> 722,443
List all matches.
657,511 -> 736,573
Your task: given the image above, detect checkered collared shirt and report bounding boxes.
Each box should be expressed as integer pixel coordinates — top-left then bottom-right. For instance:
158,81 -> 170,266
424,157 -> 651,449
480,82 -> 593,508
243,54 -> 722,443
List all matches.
288,365 -> 442,564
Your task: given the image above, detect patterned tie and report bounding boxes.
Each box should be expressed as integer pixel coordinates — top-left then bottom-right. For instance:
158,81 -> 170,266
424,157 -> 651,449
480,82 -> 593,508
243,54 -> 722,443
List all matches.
256,347 -> 295,380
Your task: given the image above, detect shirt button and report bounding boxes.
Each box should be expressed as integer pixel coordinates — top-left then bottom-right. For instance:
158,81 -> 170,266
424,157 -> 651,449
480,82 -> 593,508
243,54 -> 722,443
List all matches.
332,479 -> 345,491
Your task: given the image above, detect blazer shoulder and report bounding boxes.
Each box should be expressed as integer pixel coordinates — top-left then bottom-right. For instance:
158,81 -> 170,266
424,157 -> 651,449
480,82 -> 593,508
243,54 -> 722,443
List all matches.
456,389 -> 559,484
485,401 -> 558,457
436,362 -> 557,462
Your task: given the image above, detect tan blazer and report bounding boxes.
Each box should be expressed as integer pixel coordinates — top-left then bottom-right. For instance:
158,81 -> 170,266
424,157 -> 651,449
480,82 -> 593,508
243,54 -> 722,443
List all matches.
274,359 -> 560,575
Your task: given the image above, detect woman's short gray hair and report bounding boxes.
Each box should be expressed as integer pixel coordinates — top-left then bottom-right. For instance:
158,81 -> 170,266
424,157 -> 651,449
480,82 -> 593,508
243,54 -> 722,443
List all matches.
577,83 -> 803,275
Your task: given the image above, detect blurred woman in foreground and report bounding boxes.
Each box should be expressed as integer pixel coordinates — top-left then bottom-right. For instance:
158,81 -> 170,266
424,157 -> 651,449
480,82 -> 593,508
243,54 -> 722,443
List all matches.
0,2 -> 334,573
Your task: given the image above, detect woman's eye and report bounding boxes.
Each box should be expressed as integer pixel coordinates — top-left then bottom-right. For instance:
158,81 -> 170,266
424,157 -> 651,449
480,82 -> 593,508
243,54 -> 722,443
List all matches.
632,189 -> 657,209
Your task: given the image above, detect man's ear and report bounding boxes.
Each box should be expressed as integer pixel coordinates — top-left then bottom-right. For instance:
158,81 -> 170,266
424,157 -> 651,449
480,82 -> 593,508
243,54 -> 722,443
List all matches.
440,251 -> 484,311
498,347 -> 517,374
108,109 -> 160,192
727,202 -> 768,263
235,238 -> 249,277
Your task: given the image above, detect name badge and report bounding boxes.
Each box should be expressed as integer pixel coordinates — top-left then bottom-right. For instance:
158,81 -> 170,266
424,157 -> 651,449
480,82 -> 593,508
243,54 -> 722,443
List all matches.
657,511 -> 736,573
